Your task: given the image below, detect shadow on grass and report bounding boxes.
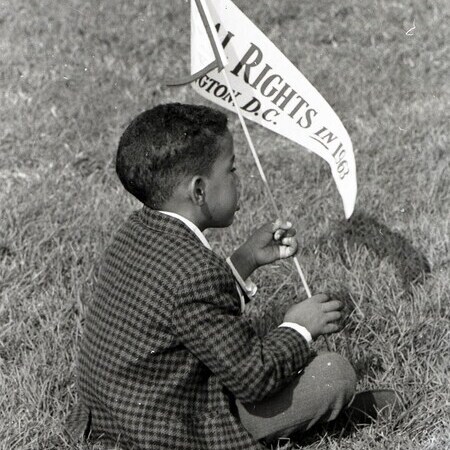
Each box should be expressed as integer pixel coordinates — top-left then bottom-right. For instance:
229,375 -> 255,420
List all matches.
330,210 -> 431,289
327,210 -> 431,375
283,211 -> 431,448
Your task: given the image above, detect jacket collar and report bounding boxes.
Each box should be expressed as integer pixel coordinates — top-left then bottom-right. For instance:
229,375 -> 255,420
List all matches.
137,206 -> 208,248
157,211 -> 212,250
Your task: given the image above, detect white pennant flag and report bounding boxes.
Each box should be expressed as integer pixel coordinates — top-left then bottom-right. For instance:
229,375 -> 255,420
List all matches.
188,0 -> 357,219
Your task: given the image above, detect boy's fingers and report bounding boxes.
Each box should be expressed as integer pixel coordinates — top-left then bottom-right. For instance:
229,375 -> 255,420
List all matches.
272,220 -> 292,232
281,235 -> 297,245
281,237 -> 297,249
312,294 -> 329,303
324,322 -> 341,335
276,228 -> 296,239
326,311 -> 342,322
274,229 -> 283,241
322,300 -> 343,312
273,222 -> 296,241
279,238 -> 298,259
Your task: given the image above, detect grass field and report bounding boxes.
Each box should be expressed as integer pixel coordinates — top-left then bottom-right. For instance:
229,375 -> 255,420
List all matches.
1,0 -> 449,449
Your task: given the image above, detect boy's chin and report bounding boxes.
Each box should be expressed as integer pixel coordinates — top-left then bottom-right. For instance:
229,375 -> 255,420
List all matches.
211,214 -> 236,229
225,211 -> 238,226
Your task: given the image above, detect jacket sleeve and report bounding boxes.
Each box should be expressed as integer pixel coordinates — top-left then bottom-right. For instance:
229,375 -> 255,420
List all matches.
171,265 -> 312,404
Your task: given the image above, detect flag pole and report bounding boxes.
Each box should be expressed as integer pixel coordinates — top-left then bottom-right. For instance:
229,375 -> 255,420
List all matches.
221,71 -> 312,297
192,0 -> 330,349
221,71 -> 331,350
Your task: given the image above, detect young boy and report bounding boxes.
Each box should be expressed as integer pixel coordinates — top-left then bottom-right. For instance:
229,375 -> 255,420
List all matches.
67,104 -> 398,449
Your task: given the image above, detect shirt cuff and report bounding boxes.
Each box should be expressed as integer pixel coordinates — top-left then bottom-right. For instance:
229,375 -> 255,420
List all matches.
279,322 -> 313,344
226,257 -> 257,298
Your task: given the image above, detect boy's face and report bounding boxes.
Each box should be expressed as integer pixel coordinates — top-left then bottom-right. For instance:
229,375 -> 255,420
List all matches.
203,130 -> 240,228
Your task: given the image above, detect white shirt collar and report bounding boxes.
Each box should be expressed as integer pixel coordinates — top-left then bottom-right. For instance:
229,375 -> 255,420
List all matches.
158,210 -> 212,250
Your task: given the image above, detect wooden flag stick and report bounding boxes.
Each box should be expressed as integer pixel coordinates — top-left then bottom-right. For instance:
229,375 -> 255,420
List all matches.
220,70 -> 331,350
220,71 -> 309,291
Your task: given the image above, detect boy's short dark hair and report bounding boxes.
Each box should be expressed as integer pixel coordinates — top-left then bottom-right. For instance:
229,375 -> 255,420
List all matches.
116,103 -> 228,208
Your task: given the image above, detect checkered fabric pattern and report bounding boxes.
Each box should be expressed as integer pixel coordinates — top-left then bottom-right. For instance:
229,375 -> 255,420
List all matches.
67,207 -> 312,449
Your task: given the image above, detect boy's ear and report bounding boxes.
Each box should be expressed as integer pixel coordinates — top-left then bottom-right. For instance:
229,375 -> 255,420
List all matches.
188,176 -> 207,206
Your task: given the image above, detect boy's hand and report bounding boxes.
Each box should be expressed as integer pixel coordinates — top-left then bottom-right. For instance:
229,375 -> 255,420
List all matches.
283,294 -> 343,340
250,219 -> 298,265
230,220 -> 298,280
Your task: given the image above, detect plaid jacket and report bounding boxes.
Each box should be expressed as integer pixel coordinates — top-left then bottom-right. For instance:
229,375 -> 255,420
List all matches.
67,207 -> 311,449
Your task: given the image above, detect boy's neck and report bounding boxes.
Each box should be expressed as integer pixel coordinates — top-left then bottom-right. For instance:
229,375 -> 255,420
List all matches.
157,203 -> 206,232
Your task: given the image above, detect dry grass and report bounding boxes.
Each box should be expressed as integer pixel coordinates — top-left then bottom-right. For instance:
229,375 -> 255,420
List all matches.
1,0 -> 449,449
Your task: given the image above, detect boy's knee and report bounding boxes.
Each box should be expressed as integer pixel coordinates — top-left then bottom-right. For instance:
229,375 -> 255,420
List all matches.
317,352 -> 356,381
309,352 -> 357,406
237,353 -> 357,442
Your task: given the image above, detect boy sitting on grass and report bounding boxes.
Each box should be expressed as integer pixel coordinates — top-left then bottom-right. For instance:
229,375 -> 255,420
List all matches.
67,103 -> 399,449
